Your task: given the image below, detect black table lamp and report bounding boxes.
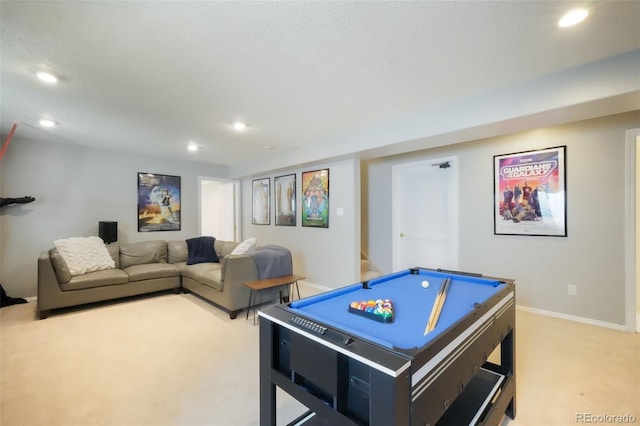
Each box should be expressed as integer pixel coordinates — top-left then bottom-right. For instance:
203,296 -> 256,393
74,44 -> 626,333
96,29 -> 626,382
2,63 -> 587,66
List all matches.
99,221 -> 118,244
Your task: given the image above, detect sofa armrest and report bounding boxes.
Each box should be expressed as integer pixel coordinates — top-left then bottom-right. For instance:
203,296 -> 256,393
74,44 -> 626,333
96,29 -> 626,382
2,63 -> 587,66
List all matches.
205,254 -> 257,313
37,251 -> 63,316
222,254 -> 259,286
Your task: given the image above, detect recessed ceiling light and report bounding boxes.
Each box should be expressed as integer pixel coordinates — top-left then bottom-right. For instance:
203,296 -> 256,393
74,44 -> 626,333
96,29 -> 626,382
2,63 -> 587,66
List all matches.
39,118 -> 56,127
187,142 -> 199,152
264,145 -> 273,150
36,71 -> 58,84
232,121 -> 247,131
558,8 -> 589,28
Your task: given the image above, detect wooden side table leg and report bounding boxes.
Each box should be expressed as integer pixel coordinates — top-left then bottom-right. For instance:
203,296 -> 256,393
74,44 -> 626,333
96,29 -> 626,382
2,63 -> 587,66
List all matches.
294,280 -> 301,300
254,290 -> 263,325
246,290 -> 254,320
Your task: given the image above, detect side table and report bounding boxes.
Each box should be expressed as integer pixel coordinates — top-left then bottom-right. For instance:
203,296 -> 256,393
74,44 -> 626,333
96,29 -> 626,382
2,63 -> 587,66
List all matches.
243,274 -> 304,324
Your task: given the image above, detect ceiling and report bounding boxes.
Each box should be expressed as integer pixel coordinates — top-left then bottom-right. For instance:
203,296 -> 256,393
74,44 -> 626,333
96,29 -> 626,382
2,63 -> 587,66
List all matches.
2,1 -> 639,176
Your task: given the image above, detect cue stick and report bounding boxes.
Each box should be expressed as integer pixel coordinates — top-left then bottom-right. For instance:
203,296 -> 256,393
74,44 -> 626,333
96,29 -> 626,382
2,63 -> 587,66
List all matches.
431,278 -> 451,330
424,277 -> 451,335
425,280 -> 446,335
427,277 -> 451,333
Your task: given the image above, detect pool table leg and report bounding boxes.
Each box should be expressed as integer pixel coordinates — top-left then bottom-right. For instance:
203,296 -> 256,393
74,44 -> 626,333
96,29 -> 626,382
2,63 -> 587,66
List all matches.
501,327 -> 516,419
259,316 -> 277,425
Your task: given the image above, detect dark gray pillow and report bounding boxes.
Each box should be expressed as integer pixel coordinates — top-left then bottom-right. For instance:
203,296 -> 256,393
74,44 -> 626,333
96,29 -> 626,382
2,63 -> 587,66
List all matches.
186,236 -> 219,265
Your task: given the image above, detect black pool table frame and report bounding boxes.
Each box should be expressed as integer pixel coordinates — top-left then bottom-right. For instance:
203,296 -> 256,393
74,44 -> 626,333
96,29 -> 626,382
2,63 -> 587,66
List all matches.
258,268 -> 516,426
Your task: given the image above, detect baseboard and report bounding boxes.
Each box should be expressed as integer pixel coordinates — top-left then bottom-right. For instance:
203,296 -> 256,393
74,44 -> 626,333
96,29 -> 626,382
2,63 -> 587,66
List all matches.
26,286 -> 634,333
516,305 -> 629,332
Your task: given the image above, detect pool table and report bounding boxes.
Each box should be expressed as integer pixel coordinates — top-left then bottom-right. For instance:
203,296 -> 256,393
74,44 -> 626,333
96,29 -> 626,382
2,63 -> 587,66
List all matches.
259,267 -> 516,426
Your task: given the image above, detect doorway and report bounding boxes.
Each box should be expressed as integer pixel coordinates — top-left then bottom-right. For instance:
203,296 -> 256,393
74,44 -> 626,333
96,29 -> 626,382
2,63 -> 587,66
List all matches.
199,177 -> 241,241
624,128 -> 640,332
636,132 -> 640,332
392,157 -> 459,271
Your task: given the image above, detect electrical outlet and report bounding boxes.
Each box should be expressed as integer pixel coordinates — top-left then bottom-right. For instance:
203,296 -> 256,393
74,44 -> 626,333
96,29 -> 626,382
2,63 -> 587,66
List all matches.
568,284 -> 577,296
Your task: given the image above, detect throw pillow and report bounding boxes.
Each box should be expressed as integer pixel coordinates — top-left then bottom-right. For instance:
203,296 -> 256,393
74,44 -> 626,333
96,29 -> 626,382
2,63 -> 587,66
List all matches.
186,236 -> 219,265
53,236 -> 115,276
230,237 -> 258,255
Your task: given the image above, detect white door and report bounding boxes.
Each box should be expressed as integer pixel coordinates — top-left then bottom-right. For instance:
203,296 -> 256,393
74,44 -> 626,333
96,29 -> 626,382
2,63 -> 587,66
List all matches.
199,177 -> 240,241
392,157 -> 458,271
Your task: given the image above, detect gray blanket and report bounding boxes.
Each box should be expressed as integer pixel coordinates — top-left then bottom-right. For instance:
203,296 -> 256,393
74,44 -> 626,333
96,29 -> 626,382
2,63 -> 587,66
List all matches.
251,245 -> 292,279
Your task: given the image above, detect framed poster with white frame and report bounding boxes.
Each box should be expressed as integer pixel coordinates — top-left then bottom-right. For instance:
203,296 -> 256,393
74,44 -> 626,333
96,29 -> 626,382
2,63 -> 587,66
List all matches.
252,178 -> 270,225
274,174 -> 296,226
494,146 -> 567,237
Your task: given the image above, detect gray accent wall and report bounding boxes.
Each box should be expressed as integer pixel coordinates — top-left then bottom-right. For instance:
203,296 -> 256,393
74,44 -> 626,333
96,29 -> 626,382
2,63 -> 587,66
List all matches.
0,146 -> 361,299
0,139 -> 227,297
239,159 -> 361,288
1,111 -> 638,328
364,111 -> 639,326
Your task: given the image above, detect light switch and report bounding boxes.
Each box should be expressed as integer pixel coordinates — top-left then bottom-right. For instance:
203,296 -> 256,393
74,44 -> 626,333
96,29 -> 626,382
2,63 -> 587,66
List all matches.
336,208 -> 344,216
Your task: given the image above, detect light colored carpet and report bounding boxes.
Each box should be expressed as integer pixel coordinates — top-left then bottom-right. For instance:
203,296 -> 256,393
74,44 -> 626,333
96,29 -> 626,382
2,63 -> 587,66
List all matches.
1,285 -> 638,426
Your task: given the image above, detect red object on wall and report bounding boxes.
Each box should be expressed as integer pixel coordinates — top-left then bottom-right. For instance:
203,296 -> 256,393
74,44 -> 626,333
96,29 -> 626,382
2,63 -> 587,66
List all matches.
0,123 -> 18,161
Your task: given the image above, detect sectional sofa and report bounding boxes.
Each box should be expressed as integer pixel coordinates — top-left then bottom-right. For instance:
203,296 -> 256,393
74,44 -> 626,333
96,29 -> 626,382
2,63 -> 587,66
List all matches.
37,238 -> 292,320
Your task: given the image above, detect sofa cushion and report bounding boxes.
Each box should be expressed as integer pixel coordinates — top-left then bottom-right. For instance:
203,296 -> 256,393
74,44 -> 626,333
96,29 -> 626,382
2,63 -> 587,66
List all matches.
53,236 -> 115,276
49,248 -> 72,284
167,240 -> 188,264
60,268 -> 130,291
230,238 -> 257,255
180,263 -> 223,291
186,236 -> 219,265
124,263 -> 180,282
120,241 -> 167,269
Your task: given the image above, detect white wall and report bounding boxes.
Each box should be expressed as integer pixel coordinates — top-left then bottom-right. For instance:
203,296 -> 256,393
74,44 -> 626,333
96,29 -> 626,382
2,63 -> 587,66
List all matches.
239,159 -> 361,288
0,137 -> 227,297
1,137 -> 360,297
3,111 -> 638,328
365,111 -> 639,326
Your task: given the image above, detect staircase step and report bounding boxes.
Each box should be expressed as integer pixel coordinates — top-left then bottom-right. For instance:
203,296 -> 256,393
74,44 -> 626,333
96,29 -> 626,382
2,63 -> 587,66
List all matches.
361,270 -> 382,281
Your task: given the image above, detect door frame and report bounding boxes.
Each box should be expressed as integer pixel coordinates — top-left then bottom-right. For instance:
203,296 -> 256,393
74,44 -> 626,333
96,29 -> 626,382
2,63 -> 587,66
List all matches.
391,156 -> 459,272
624,128 -> 640,332
198,176 -> 241,241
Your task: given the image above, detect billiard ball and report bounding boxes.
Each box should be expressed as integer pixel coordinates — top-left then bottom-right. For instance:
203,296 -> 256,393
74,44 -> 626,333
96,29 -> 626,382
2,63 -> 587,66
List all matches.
421,280 -> 430,288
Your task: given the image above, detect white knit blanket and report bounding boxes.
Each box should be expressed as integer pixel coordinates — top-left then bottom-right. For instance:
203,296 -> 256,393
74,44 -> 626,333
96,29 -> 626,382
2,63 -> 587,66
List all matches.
53,236 -> 115,276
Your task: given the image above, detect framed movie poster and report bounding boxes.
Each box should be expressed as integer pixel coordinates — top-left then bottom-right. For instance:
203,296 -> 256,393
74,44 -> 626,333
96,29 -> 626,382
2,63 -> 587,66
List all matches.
138,172 -> 181,232
252,178 -> 270,225
494,146 -> 566,237
274,174 -> 296,226
302,169 -> 329,228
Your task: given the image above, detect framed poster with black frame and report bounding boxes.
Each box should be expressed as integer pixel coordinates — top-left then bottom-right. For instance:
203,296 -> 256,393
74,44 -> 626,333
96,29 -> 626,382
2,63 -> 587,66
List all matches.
301,168 -> 329,228
274,174 -> 296,226
137,172 -> 181,232
252,178 -> 270,225
494,146 -> 567,237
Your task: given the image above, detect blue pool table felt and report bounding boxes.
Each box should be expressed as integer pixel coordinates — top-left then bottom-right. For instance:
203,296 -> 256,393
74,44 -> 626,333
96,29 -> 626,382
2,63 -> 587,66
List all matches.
290,269 -> 506,350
